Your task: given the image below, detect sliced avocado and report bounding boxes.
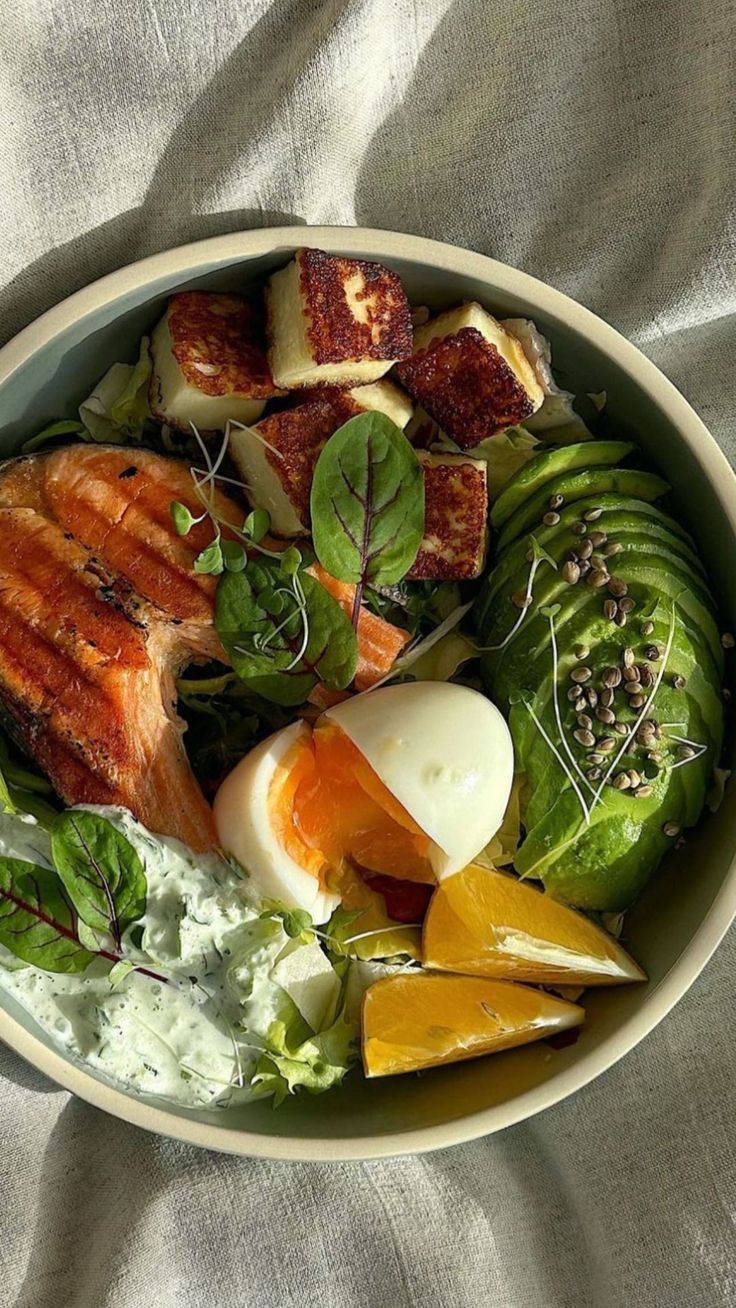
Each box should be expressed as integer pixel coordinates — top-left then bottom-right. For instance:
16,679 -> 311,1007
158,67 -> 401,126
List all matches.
477,500 -> 702,630
517,670 -> 719,833
581,521 -> 705,579
491,440 -> 635,528
481,537 -> 722,689
527,804 -> 685,910
496,468 -> 670,552
621,559 -> 723,672
509,605 -> 722,767
479,443 -> 724,913
513,697 -> 713,910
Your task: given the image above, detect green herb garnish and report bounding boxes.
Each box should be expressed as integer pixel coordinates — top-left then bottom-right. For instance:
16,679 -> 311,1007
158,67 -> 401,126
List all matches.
0,859 -> 94,973
259,901 -> 315,944
51,810 -> 148,951
310,412 -> 424,624
216,559 -> 358,706
0,812 -> 158,979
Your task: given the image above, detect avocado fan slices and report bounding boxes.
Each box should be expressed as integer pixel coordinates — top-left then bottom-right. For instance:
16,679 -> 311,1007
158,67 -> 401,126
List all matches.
476,442 -> 726,912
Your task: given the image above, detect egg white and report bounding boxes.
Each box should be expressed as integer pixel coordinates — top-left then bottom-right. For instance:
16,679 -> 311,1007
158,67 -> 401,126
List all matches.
214,682 -> 514,916
213,720 -> 341,924
325,682 -> 514,878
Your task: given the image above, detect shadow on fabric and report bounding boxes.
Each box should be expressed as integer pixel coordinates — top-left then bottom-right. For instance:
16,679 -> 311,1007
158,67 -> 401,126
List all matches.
0,0 -> 352,345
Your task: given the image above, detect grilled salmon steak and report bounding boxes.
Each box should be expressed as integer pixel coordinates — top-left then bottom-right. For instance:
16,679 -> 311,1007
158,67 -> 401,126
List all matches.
0,445 -> 240,851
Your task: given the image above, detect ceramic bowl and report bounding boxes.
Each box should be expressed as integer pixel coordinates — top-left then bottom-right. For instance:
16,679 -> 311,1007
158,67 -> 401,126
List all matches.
0,226 -> 734,1161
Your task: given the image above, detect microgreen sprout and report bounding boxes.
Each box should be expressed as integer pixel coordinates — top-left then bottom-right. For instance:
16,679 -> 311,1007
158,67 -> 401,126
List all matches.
170,422 -> 285,575
664,732 -> 709,770
228,418 -> 285,461
481,537 -> 557,653
542,603 -> 596,797
522,695 -> 591,825
340,924 -> 422,947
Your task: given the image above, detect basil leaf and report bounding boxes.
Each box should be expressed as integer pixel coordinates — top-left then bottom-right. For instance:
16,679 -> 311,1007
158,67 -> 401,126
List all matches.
0,857 -> 93,974
51,811 -> 147,949
310,413 -> 424,589
216,566 -> 358,706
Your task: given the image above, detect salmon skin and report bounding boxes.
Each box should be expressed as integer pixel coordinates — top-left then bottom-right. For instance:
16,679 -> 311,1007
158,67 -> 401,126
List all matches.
0,445 -> 242,851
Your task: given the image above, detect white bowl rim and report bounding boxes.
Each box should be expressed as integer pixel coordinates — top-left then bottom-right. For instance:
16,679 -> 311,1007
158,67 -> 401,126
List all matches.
0,224 -> 735,1162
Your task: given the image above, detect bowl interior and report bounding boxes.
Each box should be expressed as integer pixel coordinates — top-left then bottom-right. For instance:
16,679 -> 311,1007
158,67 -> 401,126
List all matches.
1,230 -> 734,1157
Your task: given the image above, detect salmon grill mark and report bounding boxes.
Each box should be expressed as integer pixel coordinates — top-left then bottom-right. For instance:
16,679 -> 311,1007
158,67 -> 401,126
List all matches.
167,291 -> 278,397
298,248 -> 413,365
38,447 -> 233,624
0,446 -> 240,851
397,327 -> 534,448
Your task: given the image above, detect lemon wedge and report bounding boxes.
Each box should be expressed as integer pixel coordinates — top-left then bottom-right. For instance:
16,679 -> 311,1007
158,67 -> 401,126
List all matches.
362,972 -> 583,1078
423,864 -> 645,986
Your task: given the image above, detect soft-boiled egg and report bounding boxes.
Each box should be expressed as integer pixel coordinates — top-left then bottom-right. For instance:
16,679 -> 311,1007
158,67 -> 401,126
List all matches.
214,682 -> 514,923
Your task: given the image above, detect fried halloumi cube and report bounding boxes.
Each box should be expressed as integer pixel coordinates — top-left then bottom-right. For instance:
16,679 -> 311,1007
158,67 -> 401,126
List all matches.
397,303 -> 544,449
229,382 -> 411,538
348,379 -> 413,429
407,451 -> 489,580
266,248 -> 413,390
149,291 -> 282,433
404,404 -> 447,449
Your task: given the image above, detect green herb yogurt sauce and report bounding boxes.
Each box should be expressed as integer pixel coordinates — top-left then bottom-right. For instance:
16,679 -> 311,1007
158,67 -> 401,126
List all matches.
0,806 -> 336,1108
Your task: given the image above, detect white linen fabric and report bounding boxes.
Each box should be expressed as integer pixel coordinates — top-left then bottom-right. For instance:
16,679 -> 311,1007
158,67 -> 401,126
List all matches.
1,2 -> 735,1305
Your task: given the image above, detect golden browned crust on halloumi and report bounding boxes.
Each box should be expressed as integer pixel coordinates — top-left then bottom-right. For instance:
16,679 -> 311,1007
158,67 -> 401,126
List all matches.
397,327 -> 535,449
297,248 -> 413,365
165,292 -> 278,398
230,381 -> 413,537
255,392 -> 362,527
267,250 -> 414,390
407,451 -> 488,580
148,291 -> 283,432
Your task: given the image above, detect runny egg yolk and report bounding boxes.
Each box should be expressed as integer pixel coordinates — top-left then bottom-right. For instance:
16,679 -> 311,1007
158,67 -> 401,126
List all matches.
269,721 -> 435,889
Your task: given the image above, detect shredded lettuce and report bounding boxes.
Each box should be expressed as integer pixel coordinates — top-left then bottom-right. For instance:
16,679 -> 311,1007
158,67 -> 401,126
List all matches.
325,868 -> 422,962
251,1009 -> 358,1107
502,318 -> 593,446
224,905 -> 359,1105
471,426 -> 542,500
525,393 -> 592,444
475,776 -> 523,870
406,631 -> 477,683
79,337 -> 152,443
